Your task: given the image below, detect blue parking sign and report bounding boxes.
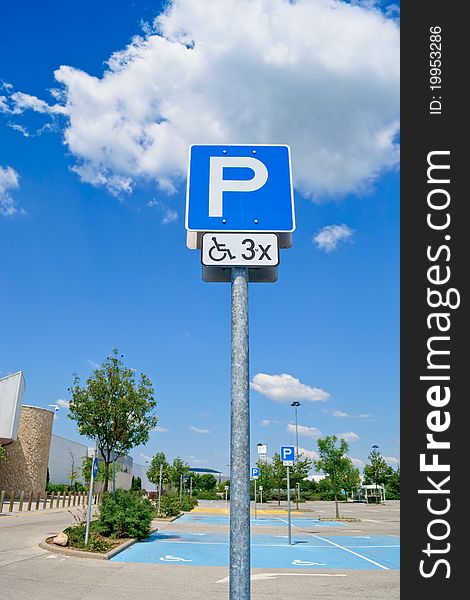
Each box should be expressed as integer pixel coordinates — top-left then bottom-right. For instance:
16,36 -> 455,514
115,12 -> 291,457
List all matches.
280,446 -> 295,462
92,457 -> 99,478
186,145 -> 295,232
251,467 -> 260,479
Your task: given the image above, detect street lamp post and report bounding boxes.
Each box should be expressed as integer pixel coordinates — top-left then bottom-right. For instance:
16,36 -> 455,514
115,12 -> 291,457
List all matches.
291,401 -> 301,509
372,445 -> 380,503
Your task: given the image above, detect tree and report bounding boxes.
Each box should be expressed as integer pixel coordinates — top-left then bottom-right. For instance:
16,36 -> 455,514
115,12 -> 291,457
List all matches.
385,466 -> 400,499
68,349 -> 157,491
131,476 -> 142,491
68,450 -> 80,488
168,457 -> 189,492
256,459 -> 274,500
82,456 -> 108,486
363,449 -> 389,503
271,453 -> 287,506
196,473 -> 217,491
147,452 -> 171,488
290,454 -> 313,509
341,461 -> 361,500
314,436 -> 351,518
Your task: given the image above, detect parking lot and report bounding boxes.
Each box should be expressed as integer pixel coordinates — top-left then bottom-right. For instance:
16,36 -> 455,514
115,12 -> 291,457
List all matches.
0,500 -> 400,599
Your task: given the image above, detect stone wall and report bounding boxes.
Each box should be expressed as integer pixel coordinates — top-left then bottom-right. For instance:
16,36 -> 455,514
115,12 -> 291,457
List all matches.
0,405 -> 54,493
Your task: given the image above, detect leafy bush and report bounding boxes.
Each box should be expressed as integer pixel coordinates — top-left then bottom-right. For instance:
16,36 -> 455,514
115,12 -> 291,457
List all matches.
157,494 -> 198,517
179,496 -> 198,511
63,524 -> 111,553
96,490 -> 154,538
158,495 -> 182,517
46,482 -> 86,493
194,490 -> 219,500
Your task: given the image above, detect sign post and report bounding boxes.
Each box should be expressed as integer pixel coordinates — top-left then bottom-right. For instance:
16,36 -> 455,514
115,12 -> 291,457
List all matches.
85,451 -> 98,545
251,467 -> 260,520
157,463 -> 163,515
186,144 -> 295,600
259,485 -> 263,504
280,445 -> 295,546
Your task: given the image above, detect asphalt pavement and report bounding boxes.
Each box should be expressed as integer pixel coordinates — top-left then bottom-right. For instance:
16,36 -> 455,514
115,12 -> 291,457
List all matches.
0,500 -> 400,599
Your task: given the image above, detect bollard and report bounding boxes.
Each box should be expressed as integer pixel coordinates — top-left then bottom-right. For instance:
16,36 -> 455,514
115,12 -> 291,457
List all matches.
0,490 -> 4,513
72,492 -> 76,507
50,492 -> 55,509
56,493 -> 61,508
9,491 -> 15,512
35,491 -> 40,510
68,493 -> 71,507
27,491 -> 33,511
43,492 -> 47,510
19,491 -> 24,511
62,492 -> 66,508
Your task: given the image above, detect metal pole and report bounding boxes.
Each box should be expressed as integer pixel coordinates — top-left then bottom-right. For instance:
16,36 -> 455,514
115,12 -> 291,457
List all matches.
254,478 -> 257,520
190,476 -> 193,498
287,465 -> 292,545
157,463 -> 163,514
297,482 -> 300,508
295,405 -> 299,459
260,487 -> 263,504
85,448 -> 96,545
112,459 -> 116,499
230,267 -> 250,600
179,474 -> 183,502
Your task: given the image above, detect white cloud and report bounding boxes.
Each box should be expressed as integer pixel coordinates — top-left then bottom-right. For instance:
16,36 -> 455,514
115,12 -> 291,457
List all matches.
188,456 -> 208,467
351,457 -> 365,468
287,423 -> 322,438
251,373 -> 330,403
298,447 -> 319,461
155,425 -> 168,432
87,359 -> 101,369
4,0 -> 399,199
56,399 -> 70,409
0,165 -> 22,216
260,419 -> 271,427
189,425 -> 211,434
7,91 -> 66,116
313,224 -> 354,253
384,455 -> 400,466
332,409 -> 372,418
147,199 -> 178,224
336,431 -> 360,442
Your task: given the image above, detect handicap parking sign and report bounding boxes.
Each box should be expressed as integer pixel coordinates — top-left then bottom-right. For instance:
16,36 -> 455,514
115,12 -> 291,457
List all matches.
186,145 -> 295,233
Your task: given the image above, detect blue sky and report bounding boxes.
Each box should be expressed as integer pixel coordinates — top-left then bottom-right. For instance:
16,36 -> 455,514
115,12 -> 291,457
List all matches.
0,0 -> 399,475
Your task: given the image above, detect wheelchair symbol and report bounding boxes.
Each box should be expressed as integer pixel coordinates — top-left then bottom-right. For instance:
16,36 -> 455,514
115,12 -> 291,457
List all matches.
208,237 -> 237,262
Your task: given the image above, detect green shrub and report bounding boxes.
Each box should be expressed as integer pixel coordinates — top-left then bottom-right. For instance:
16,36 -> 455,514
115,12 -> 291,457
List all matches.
46,482 -> 86,493
158,495 -> 181,517
179,496 -> 198,511
63,524 -> 111,553
194,490 -> 218,500
96,490 -> 154,538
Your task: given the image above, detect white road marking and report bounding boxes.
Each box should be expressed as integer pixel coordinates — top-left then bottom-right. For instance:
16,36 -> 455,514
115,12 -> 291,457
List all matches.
275,517 -> 390,571
292,559 -> 325,566
159,555 -> 192,562
362,519 -> 382,523
216,573 -> 347,583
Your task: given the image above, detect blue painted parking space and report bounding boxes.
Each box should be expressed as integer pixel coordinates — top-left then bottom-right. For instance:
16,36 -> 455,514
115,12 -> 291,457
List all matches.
111,530 -> 400,570
177,514 -> 346,528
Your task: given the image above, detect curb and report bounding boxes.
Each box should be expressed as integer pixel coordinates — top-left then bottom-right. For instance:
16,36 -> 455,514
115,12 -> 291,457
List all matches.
39,527 -> 159,560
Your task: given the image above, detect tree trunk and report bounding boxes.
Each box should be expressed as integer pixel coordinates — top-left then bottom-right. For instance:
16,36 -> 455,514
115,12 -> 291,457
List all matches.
103,460 -> 110,492
333,479 -> 340,518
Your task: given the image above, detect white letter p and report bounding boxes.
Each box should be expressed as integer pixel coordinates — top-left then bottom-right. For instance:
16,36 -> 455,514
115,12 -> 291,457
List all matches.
209,156 -> 268,217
